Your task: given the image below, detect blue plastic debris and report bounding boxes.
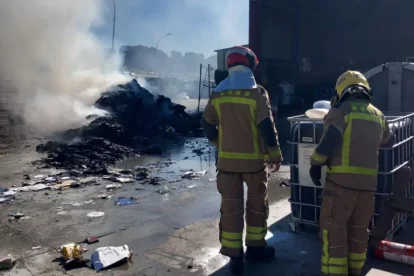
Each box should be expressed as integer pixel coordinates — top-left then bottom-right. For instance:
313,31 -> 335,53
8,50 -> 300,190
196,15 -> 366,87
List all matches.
114,197 -> 137,206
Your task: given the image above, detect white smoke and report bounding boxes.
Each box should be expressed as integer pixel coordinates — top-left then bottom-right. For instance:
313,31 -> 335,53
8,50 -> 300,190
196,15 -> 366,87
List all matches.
0,0 -> 129,134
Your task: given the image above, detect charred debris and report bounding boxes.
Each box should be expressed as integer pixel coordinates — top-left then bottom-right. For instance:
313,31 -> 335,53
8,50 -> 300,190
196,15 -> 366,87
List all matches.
36,79 -> 203,174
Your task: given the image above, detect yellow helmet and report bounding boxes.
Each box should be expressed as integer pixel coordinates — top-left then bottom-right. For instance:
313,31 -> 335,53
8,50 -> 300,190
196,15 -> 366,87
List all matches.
335,70 -> 371,97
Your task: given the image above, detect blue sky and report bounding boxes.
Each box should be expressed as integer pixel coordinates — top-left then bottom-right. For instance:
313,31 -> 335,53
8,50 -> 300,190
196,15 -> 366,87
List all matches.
92,0 -> 249,57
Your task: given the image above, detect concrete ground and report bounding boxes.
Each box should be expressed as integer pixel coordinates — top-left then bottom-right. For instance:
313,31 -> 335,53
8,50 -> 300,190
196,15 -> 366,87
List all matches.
1,128 -> 414,275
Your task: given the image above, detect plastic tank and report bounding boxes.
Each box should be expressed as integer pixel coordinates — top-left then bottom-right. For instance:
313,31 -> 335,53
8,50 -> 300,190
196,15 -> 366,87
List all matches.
288,113 -> 414,236
365,62 -> 414,113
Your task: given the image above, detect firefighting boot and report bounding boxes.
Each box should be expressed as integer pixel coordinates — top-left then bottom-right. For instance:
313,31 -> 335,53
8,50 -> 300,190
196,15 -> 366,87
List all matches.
245,246 -> 275,263
229,257 -> 244,275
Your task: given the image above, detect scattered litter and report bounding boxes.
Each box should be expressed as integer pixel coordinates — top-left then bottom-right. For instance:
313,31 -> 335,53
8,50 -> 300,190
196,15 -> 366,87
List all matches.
60,243 -> 87,261
45,177 -> 57,182
79,177 -> 98,185
71,202 -> 82,207
91,244 -> 132,272
99,194 -> 112,199
34,175 -> 45,179
0,256 -> 15,270
106,184 -> 122,190
22,181 -> 36,186
182,170 -> 207,179
52,180 -> 74,190
32,246 -> 42,250
185,185 -> 197,189
84,200 -> 94,205
279,181 -> 290,187
57,211 -> 67,215
2,190 -> 17,197
87,211 -> 105,218
70,182 -> 81,188
19,216 -> 31,220
9,187 -> 30,192
61,176 -> 71,180
0,197 -> 12,203
209,178 -> 216,182
86,237 -> 99,244
30,184 -> 49,191
115,177 -> 134,183
8,212 -> 25,219
148,177 -> 163,185
118,169 -> 132,174
114,197 -> 137,206
158,185 -> 170,195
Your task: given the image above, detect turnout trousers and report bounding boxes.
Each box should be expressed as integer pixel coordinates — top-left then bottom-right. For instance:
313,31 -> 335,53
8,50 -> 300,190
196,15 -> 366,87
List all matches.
320,180 -> 375,276
217,168 -> 269,257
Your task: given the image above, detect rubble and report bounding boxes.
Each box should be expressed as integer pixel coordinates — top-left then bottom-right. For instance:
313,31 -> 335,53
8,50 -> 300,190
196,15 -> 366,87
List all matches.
0,257 -> 15,270
36,137 -> 137,175
35,79 -> 202,174
182,170 -> 207,179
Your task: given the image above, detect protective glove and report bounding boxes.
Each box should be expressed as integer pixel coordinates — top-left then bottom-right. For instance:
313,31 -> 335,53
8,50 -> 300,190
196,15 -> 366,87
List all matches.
309,165 -> 322,186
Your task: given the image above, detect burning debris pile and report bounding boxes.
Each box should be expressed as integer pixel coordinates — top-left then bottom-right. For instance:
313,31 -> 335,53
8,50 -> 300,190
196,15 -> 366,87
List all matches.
36,79 -> 202,174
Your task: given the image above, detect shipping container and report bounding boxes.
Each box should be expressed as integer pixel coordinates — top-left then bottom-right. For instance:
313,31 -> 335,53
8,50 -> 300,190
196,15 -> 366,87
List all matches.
248,0 -> 414,106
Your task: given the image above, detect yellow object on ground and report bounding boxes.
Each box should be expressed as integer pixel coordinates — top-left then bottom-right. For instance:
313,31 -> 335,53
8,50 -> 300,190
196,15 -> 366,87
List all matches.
60,243 -> 85,261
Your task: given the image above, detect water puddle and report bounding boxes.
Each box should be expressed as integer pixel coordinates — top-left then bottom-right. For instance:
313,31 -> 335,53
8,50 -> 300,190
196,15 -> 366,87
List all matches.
116,137 -> 217,180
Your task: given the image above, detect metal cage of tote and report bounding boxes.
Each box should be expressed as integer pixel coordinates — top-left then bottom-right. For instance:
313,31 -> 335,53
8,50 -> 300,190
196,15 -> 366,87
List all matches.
287,112 -> 414,239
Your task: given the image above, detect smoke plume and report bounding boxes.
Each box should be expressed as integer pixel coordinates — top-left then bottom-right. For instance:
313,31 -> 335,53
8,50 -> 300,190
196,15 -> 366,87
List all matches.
0,0 -> 128,134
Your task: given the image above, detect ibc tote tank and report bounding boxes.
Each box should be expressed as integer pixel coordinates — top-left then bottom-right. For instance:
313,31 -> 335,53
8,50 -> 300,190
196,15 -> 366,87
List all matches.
365,62 -> 414,113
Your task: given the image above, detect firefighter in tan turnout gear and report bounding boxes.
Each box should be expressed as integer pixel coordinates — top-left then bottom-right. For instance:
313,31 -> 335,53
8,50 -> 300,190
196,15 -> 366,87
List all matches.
201,46 -> 282,275
309,70 -> 395,276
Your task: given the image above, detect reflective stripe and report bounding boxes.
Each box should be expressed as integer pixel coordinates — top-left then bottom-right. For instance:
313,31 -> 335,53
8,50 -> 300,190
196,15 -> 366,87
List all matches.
221,239 -> 243,249
222,232 -> 243,240
329,107 -> 383,176
328,166 -> 377,175
246,226 -> 266,241
321,265 -> 349,274
321,256 -> 348,266
212,93 -> 263,160
246,232 -> 266,241
219,152 -> 265,159
246,226 -> 266,234
321,229 -> 348,275
349,252 -> 366,259
311,152 -> 328,163
348,252 -> 366,269
269,148 -> 281,158
349,261 -> 365,269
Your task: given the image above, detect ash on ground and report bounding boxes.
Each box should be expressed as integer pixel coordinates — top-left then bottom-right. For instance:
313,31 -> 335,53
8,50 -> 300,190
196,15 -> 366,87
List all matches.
36,79 -> 203,174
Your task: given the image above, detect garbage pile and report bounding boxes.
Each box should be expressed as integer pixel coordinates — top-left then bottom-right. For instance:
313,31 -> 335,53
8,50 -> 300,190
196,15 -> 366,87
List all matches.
36,79 -> 203,173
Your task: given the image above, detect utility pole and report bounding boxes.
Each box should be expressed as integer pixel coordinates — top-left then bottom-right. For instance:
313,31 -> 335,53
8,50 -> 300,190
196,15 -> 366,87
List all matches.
155,33 -> 172,75
111,0 -> 116,51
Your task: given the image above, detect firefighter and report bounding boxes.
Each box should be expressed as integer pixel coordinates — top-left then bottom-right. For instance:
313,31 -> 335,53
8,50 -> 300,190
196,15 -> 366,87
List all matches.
201,46 -> 282,275
309,70 -> 395,276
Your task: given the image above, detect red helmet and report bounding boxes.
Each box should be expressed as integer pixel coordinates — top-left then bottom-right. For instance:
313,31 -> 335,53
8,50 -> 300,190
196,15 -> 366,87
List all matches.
226,46 -> 259,71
